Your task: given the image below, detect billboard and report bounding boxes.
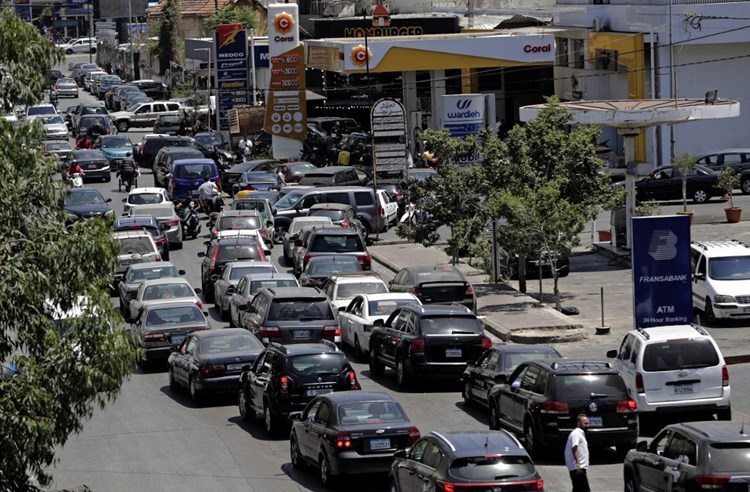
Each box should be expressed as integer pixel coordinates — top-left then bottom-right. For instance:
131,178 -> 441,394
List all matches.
371,98 -> 408,171
631,215 -> 693,328
215,23 -> 249,131
442,94 -> 486,139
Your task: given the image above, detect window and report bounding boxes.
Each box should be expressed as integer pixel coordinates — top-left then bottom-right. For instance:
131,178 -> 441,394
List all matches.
419,316 -> 481,335
480,351 -> 499,371
421,442 -> 443,469
642,339 -> 719,372
667,433 -> 697,466
410,439 -> 429,461
556,38 -> 569,67
325,192 -> 349,204
619,335 -> 634,362
355,192 -> 374,206
314,402 -> 331,425
152,103 -> 166,113
573,39 -> 585,69
521,366 -> 540,391
184,336 -> 197,354
651,431 -> 671,456
305,399 -> 322,421
449,455 -> 536,481
697,255 -> 707,277
709,256 -> 750,281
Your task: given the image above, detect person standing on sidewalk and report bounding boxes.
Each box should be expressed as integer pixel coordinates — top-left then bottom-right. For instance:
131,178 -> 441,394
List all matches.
564,414 -> 591,492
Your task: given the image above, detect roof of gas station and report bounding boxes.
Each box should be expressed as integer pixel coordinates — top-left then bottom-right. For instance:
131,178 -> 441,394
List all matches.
304,27 -> 556,74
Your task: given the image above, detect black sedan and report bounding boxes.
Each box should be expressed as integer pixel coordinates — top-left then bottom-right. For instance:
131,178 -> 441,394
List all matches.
168,328 -> 264,403
631,164 -> 723,204
63,188 -> 113,221
75,114 -> 114,139
289,391 -> 421,487
461,344 -> 561,409
71,149 -> 111,182
299,255 -> 362,288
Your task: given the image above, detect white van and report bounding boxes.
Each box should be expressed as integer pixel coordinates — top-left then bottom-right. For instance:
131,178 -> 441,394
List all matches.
607,324 -> 730,419
691,240 -> 750,322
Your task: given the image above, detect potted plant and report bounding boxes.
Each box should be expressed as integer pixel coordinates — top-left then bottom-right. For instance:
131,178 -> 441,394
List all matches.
717,167 -> 742,223
671,152 -> 698,223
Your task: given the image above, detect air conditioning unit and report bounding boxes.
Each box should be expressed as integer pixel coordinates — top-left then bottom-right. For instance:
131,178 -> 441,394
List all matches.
593,17 -> 608,32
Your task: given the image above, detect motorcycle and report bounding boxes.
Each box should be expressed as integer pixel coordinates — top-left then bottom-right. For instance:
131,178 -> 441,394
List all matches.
70,172 -> 83,188
176,200 -> 201,239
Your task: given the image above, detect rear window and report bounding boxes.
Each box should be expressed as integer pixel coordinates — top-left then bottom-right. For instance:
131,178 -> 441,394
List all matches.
216,244 -> 262,262
118,237 -> 154,254
309,209 -> 346,221
368,299 -> 419,316
146,305 -> 202,326
337,401 -> 407,425
249,279 -> 298,295
200,333 -> 263,353
310,234 -> 364,253
143,283 -> 194,300
709,256 -> 750,281
553,374 -> 629,399
504,351 -> 560,372
269,298 -> 334,321
415,268 -> 464,283
175,163 -> 216,179
229,265 -> 276,280
707,443 -> 750,472
308,258 -> 361,275
448,455 -> 536,481
127,265 -> 178,282
420,316 -> 481,335
128,193 -> 163,205
355,192 -> 374,206
642,339 -> 719,372
337,282 -> 387,299
287,353 -> 347,376
218,216 -> 262,231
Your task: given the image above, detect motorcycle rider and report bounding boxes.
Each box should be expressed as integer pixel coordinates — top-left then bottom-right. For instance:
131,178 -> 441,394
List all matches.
116,158 -> 138,193
49,87 -> 58,108
67,159 -> 85,180
197,175 -> 220,215
176,191 -> 201,237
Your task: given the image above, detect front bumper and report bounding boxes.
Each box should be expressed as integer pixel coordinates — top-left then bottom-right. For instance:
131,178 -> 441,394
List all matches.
82,167 -> 111,180
713,302 -> 750,319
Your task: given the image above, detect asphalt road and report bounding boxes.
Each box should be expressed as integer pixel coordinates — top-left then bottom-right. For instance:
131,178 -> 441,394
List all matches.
47,55 -> 750,492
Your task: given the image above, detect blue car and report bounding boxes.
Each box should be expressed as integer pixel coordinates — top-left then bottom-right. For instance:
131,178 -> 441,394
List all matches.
168,158 -> 221,201
94,134 -> 135,162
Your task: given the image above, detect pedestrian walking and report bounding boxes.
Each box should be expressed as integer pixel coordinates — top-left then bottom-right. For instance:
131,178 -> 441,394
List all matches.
239,134 -> 253,158
564,414 -> 591,492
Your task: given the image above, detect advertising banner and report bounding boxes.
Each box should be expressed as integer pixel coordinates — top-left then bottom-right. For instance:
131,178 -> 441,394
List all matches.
371,98 -> 408,172
215,23 -> 249,131
442,94 -> 486,139
631,215 -> 693,328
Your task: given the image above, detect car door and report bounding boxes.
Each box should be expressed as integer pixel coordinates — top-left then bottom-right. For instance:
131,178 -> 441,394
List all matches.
242,294 -> 265,334
634,430 -> 674,492
214,264 -> 231,306
148,103 -> 166,126
389,270 -> 408,293
297,399 -> 322,459
662,432 -> 698,492
404,439 -> 443,492
173,335 -> 198,386
379,309 -> 407,367
249,352 -> 272,411
395,439 -> 437,492
612,334 -> 637,397
338,296 -> 357,345
131,104 -> 149,126
515,365 -> 544,426
230,277 -> 248,325
692,250 -> 708,312
500,365 -> 529,431
306,400 -> 332,464
347,297 -> 368,347
475,350 -> 501,404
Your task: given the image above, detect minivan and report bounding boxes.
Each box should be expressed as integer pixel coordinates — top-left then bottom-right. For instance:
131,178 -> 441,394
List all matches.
297,166 -> 364,187
168,158 -> 221,201
272,186 -> 381,237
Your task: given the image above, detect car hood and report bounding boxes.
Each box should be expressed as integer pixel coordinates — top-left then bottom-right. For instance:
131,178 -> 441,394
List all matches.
708,278 -> 750,295
44,123 -> 68,132
109,111 -> 131,119
65,203 -> 112,216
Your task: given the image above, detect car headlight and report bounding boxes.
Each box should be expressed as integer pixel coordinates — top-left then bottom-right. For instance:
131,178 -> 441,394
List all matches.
104,209 -> 114,217
66,211 -> 79,221
714,295 -> 737,304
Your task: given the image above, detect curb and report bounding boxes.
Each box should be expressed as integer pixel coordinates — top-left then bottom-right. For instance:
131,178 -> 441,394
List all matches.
725,354 -> 750,366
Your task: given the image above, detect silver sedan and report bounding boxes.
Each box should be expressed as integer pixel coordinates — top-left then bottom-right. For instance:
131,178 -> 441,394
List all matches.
212,261 -> 278,320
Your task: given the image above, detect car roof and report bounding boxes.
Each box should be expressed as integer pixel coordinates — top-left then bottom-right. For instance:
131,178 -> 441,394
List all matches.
114,216 -> 158,226
190,327 -> 251,339
357,293 -> 420,302
143,300 -> 202,311
225,260 -> 271,269
129,187 -> 163,194
530,358 -> 617,374
669,421 -> 750,442
291,216 -> 332,224
311,227 -> 359,235
494,344 -> 562,355
307,255 -> 360,264
400,304 -> 475,316
218,210 -> 262,218
633,324 -> 712,342
697,149 -> 750,156
261,287 -> 324,298
127,261 -> 175,270
303,166 -> 355,175
214,236 -> 261,244
269,342 -> 341,356
173,158 -> 215,165
113,229 -> 151,239
430,430 -> 524,458
139,277 -> 191,287
408,264 -> 461,273
691,240 -> 750,258
328,273 -> 383,284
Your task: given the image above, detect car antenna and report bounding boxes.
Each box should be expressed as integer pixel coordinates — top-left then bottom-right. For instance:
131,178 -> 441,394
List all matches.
484,434 -> 489,454
741,419 -> 746,435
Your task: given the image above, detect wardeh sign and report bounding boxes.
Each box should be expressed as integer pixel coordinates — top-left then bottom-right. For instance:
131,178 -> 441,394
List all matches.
215,23 -> 250,131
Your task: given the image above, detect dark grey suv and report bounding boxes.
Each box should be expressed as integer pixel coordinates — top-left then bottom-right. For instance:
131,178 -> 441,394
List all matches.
624,421 -> 750,492
239,287 -> 340,346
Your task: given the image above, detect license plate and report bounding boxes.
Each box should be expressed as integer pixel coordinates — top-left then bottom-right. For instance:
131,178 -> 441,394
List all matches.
305,388 -> 333,397
171,334 -> 185,345
292,330 -> 310,338
674,383 -> 693,394
369,438 -> 391,450
743,306 -> 750,313
85,163 -> 97,169
446,348 -> 462,358
588,416 -> 603,427
227,363 -> 244,371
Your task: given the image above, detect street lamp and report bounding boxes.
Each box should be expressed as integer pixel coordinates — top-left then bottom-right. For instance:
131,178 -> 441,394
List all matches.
196,47 -> 212,132
88,2 -> 94,64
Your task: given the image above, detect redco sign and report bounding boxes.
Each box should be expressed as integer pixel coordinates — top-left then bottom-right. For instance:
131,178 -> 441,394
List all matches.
524,44 -> 551,53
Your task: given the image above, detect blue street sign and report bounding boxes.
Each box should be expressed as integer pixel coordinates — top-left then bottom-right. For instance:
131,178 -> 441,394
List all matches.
631,215 -> 693,328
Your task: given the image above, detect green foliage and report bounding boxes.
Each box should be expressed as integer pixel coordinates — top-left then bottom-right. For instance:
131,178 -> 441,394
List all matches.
0,11 -> 136,489
671,152 -> 697,212
204,5 -> 260,32
716,167 -> 740,208
636,200 -> 662,216
158,0 -> 182,75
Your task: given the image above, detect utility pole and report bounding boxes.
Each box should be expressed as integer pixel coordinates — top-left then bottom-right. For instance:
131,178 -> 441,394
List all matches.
88,2 -> 94,63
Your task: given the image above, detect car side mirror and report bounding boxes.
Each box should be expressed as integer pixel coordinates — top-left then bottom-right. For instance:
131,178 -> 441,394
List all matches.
337,306 -> 346,312
105,198 -> 112,203
511,380 -> 521,389
694,272 -> 706,280
226,286 -> 236,294
288,412 -> 302,421
193,288 -> 202,294
494,374 -> 507,384
373,319 -> 384,328
606,349 -> 618,359
178,270 -> 186,275
393,449 -> 407,460
636,440 -> 648,452
121,198 -> 126,203
210,274 -> 219,282
197,252 -> 206,258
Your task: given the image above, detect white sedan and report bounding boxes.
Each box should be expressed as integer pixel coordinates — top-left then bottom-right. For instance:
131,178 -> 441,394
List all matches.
128,278 -> 202,322
337,293 -> 421,360
122,187 -> 170,215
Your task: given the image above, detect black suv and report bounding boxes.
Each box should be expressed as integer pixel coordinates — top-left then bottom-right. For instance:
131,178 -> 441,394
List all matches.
390,430 -> 544,492
298,226 -> 371,274
239,287 -> 340,345
197,236 -> 266,302
488,360 -> 638,458
237,341 -> 360,435
624,421 -> 750,492
137,135 -> 211,169
368,304 -> 491,388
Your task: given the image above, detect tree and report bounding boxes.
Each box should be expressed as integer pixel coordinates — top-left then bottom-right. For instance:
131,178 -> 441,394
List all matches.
671,152 -> 698,212
0,10 -> 136,489
158,0 -> 183,76
204,5 -> 261,33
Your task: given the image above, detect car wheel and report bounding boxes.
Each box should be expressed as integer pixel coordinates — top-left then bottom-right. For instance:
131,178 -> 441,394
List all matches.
624,471 -> 639,492
318,452 -> 335,486
290,435 -> 303,470
717,406 -> 732,421
189,376 -> 202,404
168,367 -> 179,391
361,220 -> 371,242
489,402 -> 500,430
65,48 -> 73,54
742,178 -> 750,195
524,421 -> 540,458
463,380 -> 472,407
692,188 -> 709,204
105,176 -> 111,183
116,120 -> 129,132
704,297 -> 717,324
264,402 -> 279,435
396,358 -> 410,388
274,225 -> 287,245
238,388 -> 255,420
369,347 -> 385,376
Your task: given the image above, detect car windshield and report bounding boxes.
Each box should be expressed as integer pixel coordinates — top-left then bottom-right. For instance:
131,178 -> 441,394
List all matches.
707,443 -> 750,472
118,237 -> 153,255
311,234 -> 364,253
337,401 -> 408,425
143,283 -> 194,300
415,268 -> 464,283
554,374 -> 629,399
269,298 -> 334,321
126,104 -> 140,113
249,279 -> 298,295
126,265 -> 179,283
368,299 -> 419,316
642,339 -> 719,372
146,305 -> 202,326
195,133 -> 223,148
28,106 -> 55,116
286,353 -> 347,375
79,117 -> 107,129
709,256 -> 750,280
40,115 -> 64,124
504,351 -> 560,371
216,244 -> 261,262
102,136 -> 132,148
218,216 -> 262,231
82,107 -> 107,115
200,333 -> 263,353
308,258 -> 361,275
128,193 -> 163,205
337,282 -> 387,299
175,163 -> 215,179
65,189 -> 105,205
309,209 -> 346,221
420,316 -> 480,335
229,265 -> 275,280
274,189 -> 306,209
448,455 -> 536,481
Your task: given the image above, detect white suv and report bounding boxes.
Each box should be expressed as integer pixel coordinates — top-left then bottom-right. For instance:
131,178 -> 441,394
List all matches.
691,240 -> 750,322
607,325 -> 730,420
113,229 -> 161,275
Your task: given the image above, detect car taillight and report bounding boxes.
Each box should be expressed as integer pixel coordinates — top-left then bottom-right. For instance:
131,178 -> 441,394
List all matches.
322,325 -> 340,337
466,284 -> 474,295
164,219 -> 179,227
722,365 -> 729,386
635,372 -> 644,393
411,286 -> 422,297
54,84 -> 60,90
439,481 -> 542,492
195,299 -> 202,310
212,228 -> 218,236
294,175 -> 302,183
260,228 -> 269,240
303,253 -> 313,268
279,375 -> 289,393
208,248 -> 219,271
215,179 -> 222,193
154,236 -> 166,244
357,254 -> 371,270
540,401 -> 570,414
396,190 -> 403,198
143,333 -> 165,343
696,475 -> 731,490
341,220 -> 350,228
139,141 -> 146,154
409,338 -> 425,354
616,399 -> 638,413
335,431 -> 352,449
172,180 -> 177,194
201,364 -> 226,377
348,371 -> 358,389
256,245 -> 266,261
259,326 -> 281,338
408,426 -> 421,445
377,206 -> 384,216
481,337 -> 492,350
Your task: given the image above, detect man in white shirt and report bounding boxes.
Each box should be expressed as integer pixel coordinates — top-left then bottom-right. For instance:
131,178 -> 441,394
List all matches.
238,134 -> 253,158
564,414 -> 591,492
197,175 -> 219,213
